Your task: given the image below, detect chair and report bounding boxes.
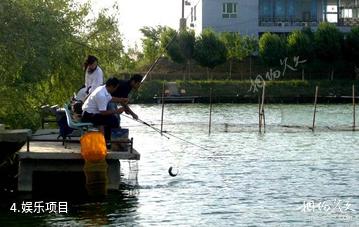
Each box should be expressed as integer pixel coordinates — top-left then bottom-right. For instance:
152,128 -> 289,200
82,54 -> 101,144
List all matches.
63,104 -> 93,136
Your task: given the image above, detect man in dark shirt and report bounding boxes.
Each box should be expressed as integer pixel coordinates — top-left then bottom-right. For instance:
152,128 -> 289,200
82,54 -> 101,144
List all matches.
108,74 -> 143,126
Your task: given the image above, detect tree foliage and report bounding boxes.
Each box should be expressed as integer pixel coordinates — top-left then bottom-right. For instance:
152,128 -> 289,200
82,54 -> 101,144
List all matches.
160,27 -> 185,64
287,30 -> 313,60
259,32 -> 287,67
344,26 -> 359,67
314,23 -> 343,79
314,23 -> 342,62
194,29 -> 227,72
0,0 -> 125,129
140,26 -> 165,64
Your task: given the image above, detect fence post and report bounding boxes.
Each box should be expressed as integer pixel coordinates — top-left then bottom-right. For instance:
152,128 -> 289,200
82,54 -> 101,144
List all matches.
160,82 -> 165,134
312,86 -> 319,132
209,88 -> 213,135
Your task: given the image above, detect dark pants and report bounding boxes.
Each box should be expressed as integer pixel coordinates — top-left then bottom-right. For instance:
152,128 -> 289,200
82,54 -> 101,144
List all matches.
82,111 -> 119,142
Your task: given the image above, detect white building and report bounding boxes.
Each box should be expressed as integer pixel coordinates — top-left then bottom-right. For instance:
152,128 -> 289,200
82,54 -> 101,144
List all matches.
185,0 -> 359,36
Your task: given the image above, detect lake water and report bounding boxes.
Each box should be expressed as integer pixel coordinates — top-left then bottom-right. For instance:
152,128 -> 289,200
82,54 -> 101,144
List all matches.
1,104 -> 358,226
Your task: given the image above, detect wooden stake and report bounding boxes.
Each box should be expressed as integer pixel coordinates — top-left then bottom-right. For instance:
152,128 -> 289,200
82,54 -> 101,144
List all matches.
312,86 -> 318,132
258,94 -> 261,130
160,82 -> 165,134
353,84 -> 356,131
259,82 -> 266,132
209,88 -> 213,135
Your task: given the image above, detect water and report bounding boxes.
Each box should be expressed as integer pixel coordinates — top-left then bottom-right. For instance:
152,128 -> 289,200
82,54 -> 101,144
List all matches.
1,104 -> 358,226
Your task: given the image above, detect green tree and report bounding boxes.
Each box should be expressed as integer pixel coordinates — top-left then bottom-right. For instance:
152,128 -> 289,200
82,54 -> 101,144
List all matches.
160,27 -> 185,64
314,22 -> 343,80
140,26 -> 166,65
194,29 -> 227,80
178,30 -> 195,80
160,28 -> 195,80
344,26 -> 359,78
0,0 -> 125,129
242,35 -> 259,78
85,7 -> 124,75
220,32 -> 245,79
259,32 -> 287,67
287,30 -> 313,80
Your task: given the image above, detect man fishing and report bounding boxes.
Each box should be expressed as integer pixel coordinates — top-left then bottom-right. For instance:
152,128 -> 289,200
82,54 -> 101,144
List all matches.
108,74 -> 143,127
82,77 -> 128,148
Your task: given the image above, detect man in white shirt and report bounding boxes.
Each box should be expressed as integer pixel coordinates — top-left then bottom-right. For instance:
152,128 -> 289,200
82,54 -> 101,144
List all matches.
84,55 -> 104,94
82,77 -> 128,146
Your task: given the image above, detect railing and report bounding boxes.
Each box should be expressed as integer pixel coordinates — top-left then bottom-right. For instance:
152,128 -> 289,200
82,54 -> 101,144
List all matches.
259,17 -> 319,27
338,18 -> 359,26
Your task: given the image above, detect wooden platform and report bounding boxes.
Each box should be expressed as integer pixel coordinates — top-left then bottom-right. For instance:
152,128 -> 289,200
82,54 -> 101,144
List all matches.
17,129 -> 140,192
154,96 -> 200,104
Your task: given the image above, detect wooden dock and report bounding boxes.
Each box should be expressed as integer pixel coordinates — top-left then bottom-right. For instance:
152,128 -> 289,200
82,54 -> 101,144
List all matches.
17,129 -> 140,192
154,96 -> 200,104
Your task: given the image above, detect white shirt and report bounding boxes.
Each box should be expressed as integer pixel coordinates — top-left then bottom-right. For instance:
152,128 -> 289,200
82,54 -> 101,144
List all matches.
85,66 -> 104,94
82,85 -> 112,114
75,87 -> 87,102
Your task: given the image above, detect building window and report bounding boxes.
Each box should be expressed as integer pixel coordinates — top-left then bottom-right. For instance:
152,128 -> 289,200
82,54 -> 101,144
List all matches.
326,5 -> 338,23
222,3 -> 237,18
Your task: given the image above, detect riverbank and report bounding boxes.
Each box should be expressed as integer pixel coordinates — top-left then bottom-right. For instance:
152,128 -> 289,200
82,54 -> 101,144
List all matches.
133,80 -> 359,103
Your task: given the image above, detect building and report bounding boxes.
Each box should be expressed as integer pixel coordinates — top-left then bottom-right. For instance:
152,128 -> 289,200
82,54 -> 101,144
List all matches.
185,0 -> 359,36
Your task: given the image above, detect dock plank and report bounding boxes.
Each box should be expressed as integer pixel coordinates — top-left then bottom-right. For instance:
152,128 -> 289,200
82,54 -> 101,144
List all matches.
19,141 -> 140,160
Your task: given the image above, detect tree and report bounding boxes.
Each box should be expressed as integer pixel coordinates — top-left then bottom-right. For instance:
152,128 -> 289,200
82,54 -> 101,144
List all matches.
220,32 -> 245,79
178,30 -> 195,80
242,35 -> 258,78
0,0 -> 126,129
140,26 -> 166,65
344,26 -> 359,78
85,7 -> 124,75
287,30 -> 313,80
160,28 -> 195,80
194,29 -> 227,80
160,27 -> 185,64
314,22 -> 343,80
259,32 -> 287,67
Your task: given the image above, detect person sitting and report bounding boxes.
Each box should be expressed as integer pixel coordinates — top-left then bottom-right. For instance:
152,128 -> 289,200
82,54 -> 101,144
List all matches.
84,55 -> 104,94
74,85 -> 88,102
81,77 -> 128,148
108,74 -> 143,126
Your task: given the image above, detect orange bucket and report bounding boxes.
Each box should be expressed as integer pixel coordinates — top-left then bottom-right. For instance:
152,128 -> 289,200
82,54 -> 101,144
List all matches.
80,131 -> 107,161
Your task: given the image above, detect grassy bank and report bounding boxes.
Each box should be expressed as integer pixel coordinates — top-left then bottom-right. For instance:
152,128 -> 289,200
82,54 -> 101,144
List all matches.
133,80 -> 359,103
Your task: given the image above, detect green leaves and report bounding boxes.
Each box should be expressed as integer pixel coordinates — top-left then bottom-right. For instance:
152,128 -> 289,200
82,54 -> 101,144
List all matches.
259,33 -> 287,67
194,29 -> 227,70
0,0 -> 126,129
314,23 -> 342,62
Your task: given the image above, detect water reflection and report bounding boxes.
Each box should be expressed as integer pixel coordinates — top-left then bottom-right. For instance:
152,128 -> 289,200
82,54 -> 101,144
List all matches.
1,104 -> 358,226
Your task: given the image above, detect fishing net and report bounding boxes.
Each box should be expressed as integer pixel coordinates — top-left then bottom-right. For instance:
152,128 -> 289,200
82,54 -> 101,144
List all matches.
119,160 -> 139,195
124,104 -> 358,134
279,104 -> 356,132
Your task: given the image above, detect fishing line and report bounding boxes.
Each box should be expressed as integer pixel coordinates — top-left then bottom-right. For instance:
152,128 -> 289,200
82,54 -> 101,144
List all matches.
122,114 -> 212,177
122,114 -> 210,151
123,114 -> 170,139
